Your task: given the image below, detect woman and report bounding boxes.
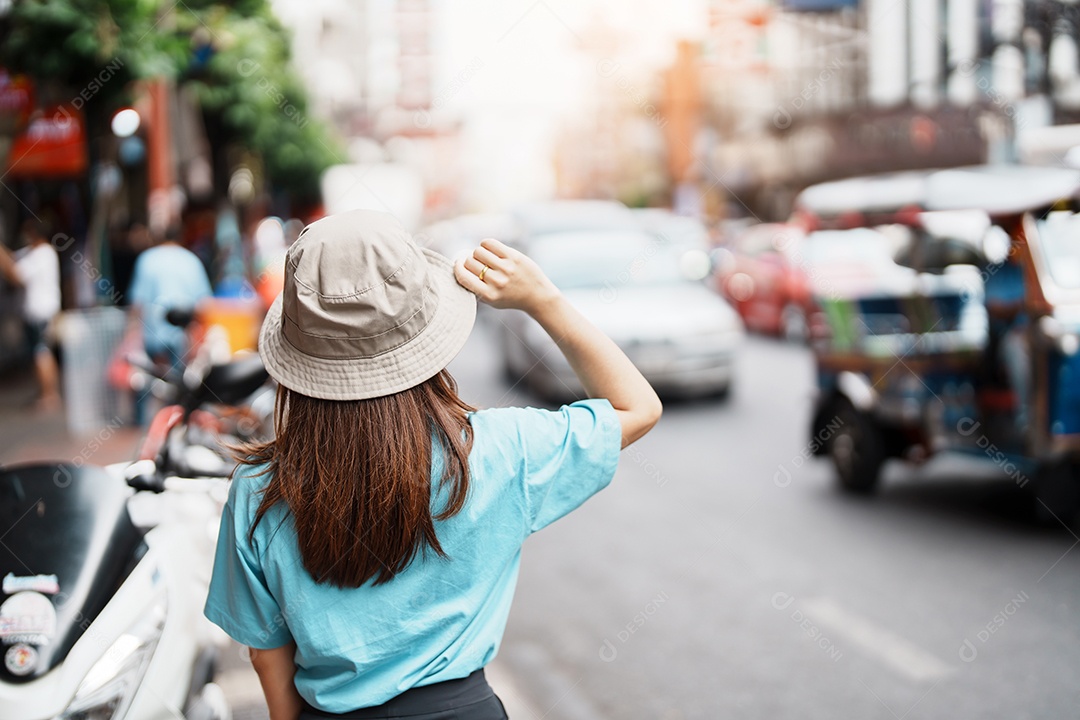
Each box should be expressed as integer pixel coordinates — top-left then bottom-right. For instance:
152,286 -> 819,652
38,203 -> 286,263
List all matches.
204,210 -> 661,719
0,219 -> 61,410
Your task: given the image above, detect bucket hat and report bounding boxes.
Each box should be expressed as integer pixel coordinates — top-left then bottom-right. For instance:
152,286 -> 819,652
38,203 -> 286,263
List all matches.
258,210 -> 476,400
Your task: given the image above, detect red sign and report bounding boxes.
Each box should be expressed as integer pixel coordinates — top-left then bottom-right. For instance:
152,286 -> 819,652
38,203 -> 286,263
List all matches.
4,105 -> 87,179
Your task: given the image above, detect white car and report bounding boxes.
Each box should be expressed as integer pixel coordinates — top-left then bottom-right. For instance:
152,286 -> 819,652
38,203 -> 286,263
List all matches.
501,228 -> 744,400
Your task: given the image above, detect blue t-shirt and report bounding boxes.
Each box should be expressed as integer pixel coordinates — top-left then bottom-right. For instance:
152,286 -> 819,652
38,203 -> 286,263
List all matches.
204,399 -> 621,711
127,245 -> 212,356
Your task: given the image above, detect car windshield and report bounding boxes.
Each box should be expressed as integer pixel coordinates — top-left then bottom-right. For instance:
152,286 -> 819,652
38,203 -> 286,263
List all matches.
651,217 -> 709,248
798,228 -> 900,267
1037,212 -> 1080,290
529,231 -> 686,289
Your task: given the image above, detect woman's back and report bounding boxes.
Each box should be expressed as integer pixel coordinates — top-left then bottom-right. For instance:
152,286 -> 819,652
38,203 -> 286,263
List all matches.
204,210 -> 659,718
209,401 -> 619,710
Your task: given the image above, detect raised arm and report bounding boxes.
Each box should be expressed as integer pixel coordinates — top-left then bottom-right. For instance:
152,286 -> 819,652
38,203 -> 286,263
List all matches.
455,239 -> 662,447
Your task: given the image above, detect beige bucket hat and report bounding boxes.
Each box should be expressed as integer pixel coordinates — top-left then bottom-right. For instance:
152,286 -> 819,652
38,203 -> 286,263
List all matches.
258,210 -> 476,400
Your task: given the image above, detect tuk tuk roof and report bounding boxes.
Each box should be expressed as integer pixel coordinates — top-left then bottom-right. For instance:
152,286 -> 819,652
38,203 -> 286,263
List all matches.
795,165 -> 1080,219
924,165 -> 1080,215
795,171 -> 930,217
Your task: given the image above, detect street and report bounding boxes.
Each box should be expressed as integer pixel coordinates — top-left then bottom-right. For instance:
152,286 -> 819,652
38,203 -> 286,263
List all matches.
2,312 -> 1076,719
439,317 -> 1080,719
3,314 -> 1076,719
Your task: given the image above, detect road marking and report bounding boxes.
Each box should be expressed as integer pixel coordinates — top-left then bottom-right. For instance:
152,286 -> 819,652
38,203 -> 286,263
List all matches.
801,597 -> 954,682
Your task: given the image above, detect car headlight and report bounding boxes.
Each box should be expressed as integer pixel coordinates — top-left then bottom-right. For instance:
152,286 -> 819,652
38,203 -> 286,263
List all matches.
57,594 -> 166,720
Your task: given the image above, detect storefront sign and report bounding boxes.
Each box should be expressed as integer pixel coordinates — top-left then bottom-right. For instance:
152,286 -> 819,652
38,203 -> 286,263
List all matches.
4,104 -> 87,179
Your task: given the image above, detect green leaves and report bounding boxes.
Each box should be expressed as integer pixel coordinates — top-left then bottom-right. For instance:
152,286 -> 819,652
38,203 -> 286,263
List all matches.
1,0 -> 341,200
182,8 -> 341,198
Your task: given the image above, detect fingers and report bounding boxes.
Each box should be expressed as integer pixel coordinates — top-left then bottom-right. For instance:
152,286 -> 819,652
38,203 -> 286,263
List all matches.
471,245 -> 511,273
455,239 -> 522,306
463,256 -> 507,287
480,237 -> 518,259
454,260 -> 489,297
455,256 -> 508,302
462,256 -> 486,278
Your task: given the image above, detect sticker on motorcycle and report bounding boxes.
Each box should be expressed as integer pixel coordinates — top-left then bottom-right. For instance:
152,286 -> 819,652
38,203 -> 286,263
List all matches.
4,643 -> 38,676
0,592 -> 57,646
2,573 -> 59,595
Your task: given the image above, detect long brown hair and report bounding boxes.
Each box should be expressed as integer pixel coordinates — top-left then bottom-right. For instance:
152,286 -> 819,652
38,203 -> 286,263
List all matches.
237,370 -> 474,588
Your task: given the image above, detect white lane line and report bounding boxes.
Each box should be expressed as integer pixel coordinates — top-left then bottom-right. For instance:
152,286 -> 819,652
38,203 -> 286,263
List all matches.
801,597 -> 954,682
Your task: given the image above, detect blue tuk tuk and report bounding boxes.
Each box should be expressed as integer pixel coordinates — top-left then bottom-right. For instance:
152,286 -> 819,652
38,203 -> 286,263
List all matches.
805,165 -> 1080,524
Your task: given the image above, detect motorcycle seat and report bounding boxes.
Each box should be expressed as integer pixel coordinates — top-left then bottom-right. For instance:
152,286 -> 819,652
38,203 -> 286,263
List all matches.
0,463 -> 144,681
198,354 -> 270,407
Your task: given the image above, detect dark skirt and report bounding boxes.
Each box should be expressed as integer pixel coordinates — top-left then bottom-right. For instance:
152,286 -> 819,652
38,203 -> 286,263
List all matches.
299,669 -> 508,720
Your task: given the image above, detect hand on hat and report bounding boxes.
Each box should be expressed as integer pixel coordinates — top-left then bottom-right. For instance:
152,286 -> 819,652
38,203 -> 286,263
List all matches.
454,239 -> 560,315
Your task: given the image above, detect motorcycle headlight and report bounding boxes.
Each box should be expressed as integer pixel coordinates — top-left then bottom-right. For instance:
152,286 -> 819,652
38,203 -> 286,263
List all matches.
57,595 -> 166,720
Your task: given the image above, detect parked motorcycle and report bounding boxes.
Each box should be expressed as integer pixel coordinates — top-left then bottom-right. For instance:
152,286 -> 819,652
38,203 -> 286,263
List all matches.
0,351 -> 271,720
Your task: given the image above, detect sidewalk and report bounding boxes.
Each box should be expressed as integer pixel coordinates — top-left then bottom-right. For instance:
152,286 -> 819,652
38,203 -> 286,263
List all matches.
0,369 -> 144,470
0,368 -> 143,467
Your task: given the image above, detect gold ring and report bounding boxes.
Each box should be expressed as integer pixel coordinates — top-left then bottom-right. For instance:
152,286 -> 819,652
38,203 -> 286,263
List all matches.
478,265 -> 489,282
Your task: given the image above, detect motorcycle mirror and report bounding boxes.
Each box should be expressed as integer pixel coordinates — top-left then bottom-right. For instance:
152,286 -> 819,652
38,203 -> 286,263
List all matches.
165,308 -> 196,328
125,459 -> 166,493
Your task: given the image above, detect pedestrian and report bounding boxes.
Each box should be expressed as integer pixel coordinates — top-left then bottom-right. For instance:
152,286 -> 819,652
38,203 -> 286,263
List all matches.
125,224 -> 212,422
0,219 -> 62,411
110,222 -> 153,308
984,235 -> 1030,429
203,210 -> 662,719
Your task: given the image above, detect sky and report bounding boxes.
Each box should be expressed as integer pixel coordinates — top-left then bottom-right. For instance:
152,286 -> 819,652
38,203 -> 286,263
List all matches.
270,0 -> 709,210
434,0 -> 708,208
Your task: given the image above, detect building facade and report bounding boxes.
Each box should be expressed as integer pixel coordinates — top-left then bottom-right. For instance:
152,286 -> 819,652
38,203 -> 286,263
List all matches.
687,0 -> 1080,219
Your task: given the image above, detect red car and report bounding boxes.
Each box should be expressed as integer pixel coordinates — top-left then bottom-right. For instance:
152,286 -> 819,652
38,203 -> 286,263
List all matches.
713,222 -> 909,342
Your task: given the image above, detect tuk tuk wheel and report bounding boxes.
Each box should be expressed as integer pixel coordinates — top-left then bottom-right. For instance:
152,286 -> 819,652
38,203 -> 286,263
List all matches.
829,399 -> 885,494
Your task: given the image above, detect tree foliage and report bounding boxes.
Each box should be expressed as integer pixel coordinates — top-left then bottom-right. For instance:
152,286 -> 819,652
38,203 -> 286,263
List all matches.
0,0 -> 340,201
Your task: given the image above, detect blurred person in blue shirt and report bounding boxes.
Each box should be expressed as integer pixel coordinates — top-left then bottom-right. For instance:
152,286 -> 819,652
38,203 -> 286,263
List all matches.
127,225 -> 212,366
126,225 -> 211,423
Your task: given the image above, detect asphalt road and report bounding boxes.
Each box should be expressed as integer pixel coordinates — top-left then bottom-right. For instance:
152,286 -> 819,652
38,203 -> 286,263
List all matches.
446,315 -> 1080,720
218,315 -> 1080,720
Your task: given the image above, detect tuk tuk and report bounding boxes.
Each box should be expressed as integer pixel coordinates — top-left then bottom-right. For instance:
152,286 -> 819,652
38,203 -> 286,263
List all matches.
803,165 -> 1080,523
